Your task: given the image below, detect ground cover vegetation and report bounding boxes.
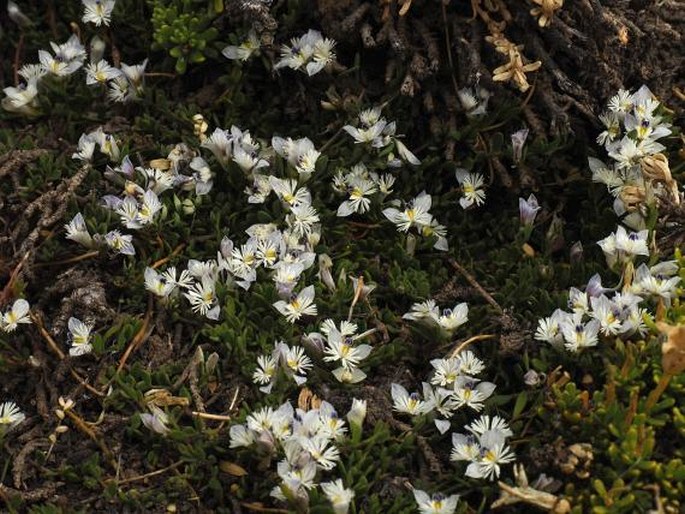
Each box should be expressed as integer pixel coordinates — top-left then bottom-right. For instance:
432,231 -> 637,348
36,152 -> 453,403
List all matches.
1,0 -> 684,512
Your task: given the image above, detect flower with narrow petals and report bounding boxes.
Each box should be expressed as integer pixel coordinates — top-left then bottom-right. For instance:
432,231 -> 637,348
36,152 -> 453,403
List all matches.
0,401 -> 25,429
456,169 -> 486,208
273,285 -> 318,323
321,479 -> 354,514
82,0 -> 116,27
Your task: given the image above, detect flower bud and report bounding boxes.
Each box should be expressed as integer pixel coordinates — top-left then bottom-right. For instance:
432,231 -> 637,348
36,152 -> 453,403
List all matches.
346,398 -> 367,429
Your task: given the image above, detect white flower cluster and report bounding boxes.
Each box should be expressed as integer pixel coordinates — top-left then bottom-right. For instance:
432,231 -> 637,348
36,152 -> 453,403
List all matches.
450,415 -> 515,480
403,299 -> 469,334
305,319 -> 375,384
253,341 -> 313,392
230,399 -> 362,513
391,350 -> 495,434
0,401 -> 26,431
343,107 -> 420,166
1,299 -> 32,333
332,163 -> 395,217
67,139 -> 205,257
590,85 -> 676,229
535,232 -> 679,352
274,29 -> 336,76
383,192 -> 449,251
2,24 -> 147,115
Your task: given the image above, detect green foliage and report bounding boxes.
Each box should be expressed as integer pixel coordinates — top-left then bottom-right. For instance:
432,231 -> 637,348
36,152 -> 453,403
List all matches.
150,0 -> 220,73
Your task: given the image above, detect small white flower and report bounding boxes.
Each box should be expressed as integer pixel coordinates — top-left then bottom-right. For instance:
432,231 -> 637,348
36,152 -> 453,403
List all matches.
383,191 -> 433,232
436,303 -> 469,332
1,299 -> 32,332
183,276 -> 220,320
68,317 -> 93,356
323,335 -> 372,371
413,489 -> 459,514
273,285 -> 317,323
222,29 -> 260,61
346,398 -> 367,428
253,354 -> 278,393
103,230 -> 135,255
456,169 -> 486,208
2,80 -> 40,115
144,267 -> 177,298
337,178 -> 377,217
321,479 -> 354,514
82,0 -> 116,27
140,405 -> 170,435
137,189 -> 162,225
0,401 -> 25,429
85,59 -> 120,85
391,383 -> 432,415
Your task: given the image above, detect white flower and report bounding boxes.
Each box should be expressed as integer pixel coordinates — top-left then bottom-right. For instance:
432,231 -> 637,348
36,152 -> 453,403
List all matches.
391,383 -> 432,415
39,35 -> 86,76
337,178 -> 377,216
436,303 -> 469,332
534,309 -> 567,347
394,138 -> 420,165
614,226 -> 649,257
2,80 -> 39,115
1,299 -> 32,332
590,295 -> 623,335
137,189 -> 162,225
321,479 -> 354,514
323,335 -> 372,371
82,0 -> 116,26
519,194 -> 540,226
279,344 -> 313,385
273,285 -> 317,323
72,133 -> 97,162
103,230 -> 135,255
403,299 -> 439,321
413,489 -> 459,514
287,202 -> 320,238
457,350 -> 486,376
222,29 -> 260,61
559,313 -> 600,352
632,263 -> 680,305
451,377 -> 496,411
430,358 -> 461,387
0,401 -> 25,429
183,276 -> 220,320
300,436 -> 340,469
456,169 -> 486,208
253,354 -> 278,393
383,191 -> 433,232
68,317 -> 93,356
140,405 -> 170,435
85,59 -> 120,85
346,399 -> 367,428
144,267 -> 178,298
270,177 -> 311,208
465,442 -> 515,480
229,424 -> 256,448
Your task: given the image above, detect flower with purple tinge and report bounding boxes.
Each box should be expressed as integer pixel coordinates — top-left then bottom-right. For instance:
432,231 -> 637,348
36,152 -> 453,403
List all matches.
413,489 -> 459,514
511,128 -> 529,163
518,194 -> 540,227
391,383 -> 433,415
140,405 -> 170,435
104,230 -> 135,255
